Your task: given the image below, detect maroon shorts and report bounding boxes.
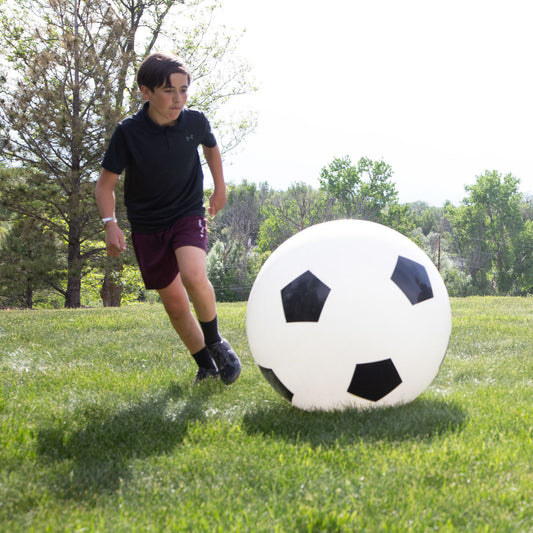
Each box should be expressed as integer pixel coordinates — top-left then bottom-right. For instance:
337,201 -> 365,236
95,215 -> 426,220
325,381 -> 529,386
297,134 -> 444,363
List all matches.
131,215 -> 208,290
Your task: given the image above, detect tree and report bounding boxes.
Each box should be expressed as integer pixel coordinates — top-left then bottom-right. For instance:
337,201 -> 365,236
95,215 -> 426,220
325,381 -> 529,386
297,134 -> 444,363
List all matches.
257,182 -> 333,253
319,156 -> 398,220
205,181 -> 271,300
0,0 -> 255,307
0,217 -> 63,308
520,194 -> 533,222
444,170 -> 526,294
407,201 -> 442,235
206,239 -> 262,301
512,218 -> 533,294
208,180 -> 270,252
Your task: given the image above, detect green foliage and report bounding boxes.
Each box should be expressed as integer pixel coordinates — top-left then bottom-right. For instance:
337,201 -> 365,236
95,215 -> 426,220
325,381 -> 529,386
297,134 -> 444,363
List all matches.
206,240 -> 265,301
319,155 -> 405,226
207,180 -> 269,251
408,201 -> 442,235
410,230 -> 469,297
257,182 -> 332,252
444,170 -> 529,295
206,181 -> 271,300
0,299 -> 531,531
3,162 -> 532,304
513,219 -> 533,294
81,264 -> 148,307
0,217 -> 64,308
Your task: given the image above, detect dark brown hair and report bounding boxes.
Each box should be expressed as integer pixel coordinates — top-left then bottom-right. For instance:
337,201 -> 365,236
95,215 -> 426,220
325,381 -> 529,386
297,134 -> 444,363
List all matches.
136,52 -> 191,91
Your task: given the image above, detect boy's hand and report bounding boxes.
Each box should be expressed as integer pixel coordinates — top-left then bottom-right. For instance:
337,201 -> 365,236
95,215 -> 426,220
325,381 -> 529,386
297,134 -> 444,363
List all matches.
208,188 -> 227,216
105,222 -> 127,257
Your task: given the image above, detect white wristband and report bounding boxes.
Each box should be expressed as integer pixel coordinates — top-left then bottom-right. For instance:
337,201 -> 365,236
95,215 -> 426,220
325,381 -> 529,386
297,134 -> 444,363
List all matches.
102,217 -> 117,224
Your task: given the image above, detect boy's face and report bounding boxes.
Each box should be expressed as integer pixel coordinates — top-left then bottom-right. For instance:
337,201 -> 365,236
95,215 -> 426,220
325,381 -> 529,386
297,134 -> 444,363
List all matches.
140,72 -> 189,126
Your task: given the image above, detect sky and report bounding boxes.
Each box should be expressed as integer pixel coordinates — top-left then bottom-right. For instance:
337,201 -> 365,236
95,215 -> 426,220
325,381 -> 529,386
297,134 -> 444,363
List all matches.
213,0 -> 533,206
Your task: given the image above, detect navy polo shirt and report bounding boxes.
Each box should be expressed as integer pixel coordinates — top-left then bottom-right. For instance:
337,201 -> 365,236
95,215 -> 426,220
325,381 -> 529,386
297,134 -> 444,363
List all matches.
102,102 -> 217,233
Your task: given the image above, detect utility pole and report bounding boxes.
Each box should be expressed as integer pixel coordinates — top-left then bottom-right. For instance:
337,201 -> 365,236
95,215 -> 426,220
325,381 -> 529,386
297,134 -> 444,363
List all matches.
438,234 -> 441,272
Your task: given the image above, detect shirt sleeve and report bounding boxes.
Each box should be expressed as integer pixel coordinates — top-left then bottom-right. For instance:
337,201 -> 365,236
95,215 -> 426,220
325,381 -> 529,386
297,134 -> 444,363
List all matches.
200,114 -> 217,149
101,125 -> 130,175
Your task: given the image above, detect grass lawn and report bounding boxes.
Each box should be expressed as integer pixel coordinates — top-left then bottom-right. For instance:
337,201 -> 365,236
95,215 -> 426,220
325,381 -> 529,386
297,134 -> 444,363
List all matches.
0,297 -> 531,532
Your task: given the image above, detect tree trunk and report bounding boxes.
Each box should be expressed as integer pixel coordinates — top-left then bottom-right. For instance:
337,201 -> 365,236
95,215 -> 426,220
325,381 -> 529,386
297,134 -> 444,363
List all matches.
65,275 -> 82,308
100,267 -> 122,307
65,220 -> 82,308
24,285 -> 33,309
65,0 -> 83,310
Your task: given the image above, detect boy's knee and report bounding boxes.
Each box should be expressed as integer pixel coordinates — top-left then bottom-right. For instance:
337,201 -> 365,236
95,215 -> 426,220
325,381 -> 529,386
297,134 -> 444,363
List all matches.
160,290 -> 190,319
163,300 -> 191,322
180,269 -> 209,292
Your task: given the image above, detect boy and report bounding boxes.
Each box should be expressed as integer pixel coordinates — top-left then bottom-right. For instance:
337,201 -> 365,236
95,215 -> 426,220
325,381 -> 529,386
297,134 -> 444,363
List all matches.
95,52 -> 241,385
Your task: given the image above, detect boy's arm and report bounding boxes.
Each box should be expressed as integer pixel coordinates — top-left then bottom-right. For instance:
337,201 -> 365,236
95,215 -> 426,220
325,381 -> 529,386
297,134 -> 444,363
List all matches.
95,168 -> 127,257
202,144 -> 227,216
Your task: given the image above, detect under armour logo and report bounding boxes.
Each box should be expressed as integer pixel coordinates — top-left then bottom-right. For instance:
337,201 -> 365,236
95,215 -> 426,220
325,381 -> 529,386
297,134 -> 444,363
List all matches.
185,134 -> 194,142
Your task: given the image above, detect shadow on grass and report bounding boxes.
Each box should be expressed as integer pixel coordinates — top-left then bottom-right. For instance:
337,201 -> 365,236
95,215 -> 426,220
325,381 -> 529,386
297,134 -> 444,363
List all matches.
243,397 -> 467,446
35,381 -> 220,500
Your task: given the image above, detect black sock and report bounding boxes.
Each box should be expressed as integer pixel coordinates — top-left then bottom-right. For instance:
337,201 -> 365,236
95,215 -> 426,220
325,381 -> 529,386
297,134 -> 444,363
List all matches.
200,316 -> 222,346
191,347 -> 217,370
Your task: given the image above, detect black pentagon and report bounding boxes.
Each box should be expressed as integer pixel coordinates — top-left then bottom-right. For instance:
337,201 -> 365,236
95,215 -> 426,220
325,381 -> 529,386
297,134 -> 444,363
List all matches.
281,270 -> 331,322
347,358 -> 402,402
391,256 -> 434,305
258,366 -> 293,402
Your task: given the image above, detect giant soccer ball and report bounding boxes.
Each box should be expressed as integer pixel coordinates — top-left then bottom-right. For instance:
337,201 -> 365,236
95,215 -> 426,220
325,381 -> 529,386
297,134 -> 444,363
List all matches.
246,220 -> 451,411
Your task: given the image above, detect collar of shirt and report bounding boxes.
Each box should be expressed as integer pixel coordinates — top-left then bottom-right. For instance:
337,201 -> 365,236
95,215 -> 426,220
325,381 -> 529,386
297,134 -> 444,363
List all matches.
139,101 -> 186,132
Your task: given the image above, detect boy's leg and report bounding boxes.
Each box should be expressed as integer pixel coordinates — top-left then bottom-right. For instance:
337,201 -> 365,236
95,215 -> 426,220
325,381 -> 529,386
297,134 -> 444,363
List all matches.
176,245 -> 241,384
157,273 -> 205,354
157,274 -> 218,381
175,245 -> 217,323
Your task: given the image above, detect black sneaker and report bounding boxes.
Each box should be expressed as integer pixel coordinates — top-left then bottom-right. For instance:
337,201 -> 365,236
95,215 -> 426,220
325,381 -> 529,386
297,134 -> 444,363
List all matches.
207,339 -> 241,385
194,366 -> 219,384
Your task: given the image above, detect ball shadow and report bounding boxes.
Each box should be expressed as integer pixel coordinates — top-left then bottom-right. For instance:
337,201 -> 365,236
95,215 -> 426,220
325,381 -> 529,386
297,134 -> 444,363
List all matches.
35,381 -> 220,500
242,397 -> 467,447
